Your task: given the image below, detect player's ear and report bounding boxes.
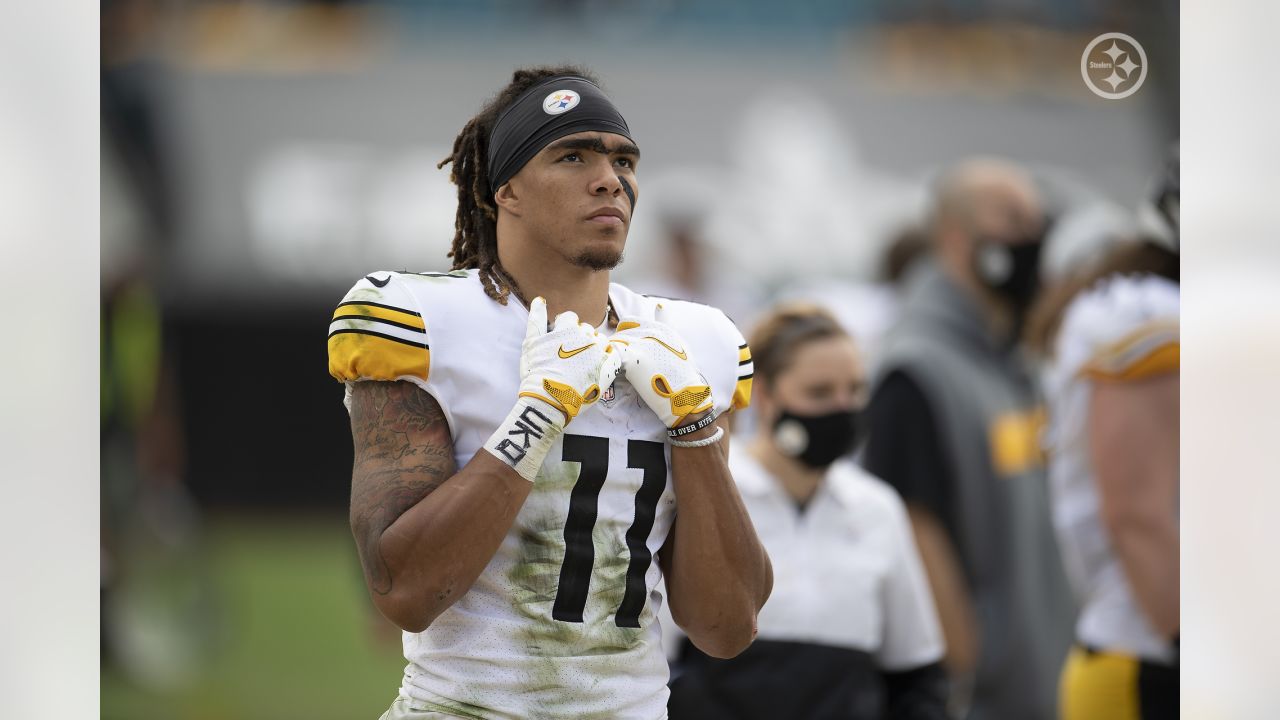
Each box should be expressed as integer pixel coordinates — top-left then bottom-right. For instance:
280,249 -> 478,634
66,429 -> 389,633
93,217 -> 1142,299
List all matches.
494,181 -> 521,216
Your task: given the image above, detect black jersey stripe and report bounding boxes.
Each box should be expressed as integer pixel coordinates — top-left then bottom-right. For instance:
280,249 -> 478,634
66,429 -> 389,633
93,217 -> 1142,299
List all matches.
400,270 -> 469,279
332,313 -> 425,334
738,358 -> 753,366
336,300 -> 422,318
739,342 -> 749,349
737,372 -> 754,381
327,328 -> 428,349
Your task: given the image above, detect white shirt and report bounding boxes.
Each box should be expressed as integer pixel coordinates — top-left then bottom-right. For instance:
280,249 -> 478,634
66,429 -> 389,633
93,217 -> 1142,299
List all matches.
678,450 -> 944,671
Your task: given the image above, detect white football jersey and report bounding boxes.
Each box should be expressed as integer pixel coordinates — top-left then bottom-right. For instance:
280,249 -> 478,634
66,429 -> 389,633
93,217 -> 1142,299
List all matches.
1041,273 -> 1178,662
328,269 -> 752,720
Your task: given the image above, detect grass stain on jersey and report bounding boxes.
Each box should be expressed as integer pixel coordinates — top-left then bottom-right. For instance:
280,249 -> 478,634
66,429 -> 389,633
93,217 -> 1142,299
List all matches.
588,529 -> 646,653
508,526 -> 562,606
509,458 -> 579,650
503,440 -> 658,717
411,697 -> 491,720
346,287 -> 387,304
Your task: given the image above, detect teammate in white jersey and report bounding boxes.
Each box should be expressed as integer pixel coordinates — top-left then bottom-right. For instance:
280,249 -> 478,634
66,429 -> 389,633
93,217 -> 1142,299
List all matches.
1026,147 -> 1179,720
326,66 -> 772,720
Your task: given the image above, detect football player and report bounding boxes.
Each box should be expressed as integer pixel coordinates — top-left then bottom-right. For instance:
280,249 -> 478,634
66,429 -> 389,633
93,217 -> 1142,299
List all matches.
1028,145 -> 1179,720
327,66 -> 772,720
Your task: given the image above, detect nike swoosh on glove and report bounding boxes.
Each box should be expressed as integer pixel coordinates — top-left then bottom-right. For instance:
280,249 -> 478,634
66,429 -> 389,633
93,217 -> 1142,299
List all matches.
519,296 -> 622,426
609,314 -> 714,428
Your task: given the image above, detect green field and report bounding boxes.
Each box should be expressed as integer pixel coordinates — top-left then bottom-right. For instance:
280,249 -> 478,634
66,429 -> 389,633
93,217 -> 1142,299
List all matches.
102,514 -> 407,720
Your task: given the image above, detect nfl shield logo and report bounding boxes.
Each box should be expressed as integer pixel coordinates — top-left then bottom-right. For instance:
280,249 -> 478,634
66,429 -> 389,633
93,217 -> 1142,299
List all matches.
600,383 -> 617,407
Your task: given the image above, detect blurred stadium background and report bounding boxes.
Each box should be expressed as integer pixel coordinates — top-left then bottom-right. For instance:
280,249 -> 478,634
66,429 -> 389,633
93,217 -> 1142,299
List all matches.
100,1 -> 1177,718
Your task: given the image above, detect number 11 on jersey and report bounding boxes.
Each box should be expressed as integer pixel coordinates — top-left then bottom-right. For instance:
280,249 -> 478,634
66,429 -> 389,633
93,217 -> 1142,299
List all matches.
552,435 -> 667,628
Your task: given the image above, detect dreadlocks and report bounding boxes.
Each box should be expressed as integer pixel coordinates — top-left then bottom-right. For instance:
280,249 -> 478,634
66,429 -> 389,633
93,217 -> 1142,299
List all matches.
438,64 -> 599,305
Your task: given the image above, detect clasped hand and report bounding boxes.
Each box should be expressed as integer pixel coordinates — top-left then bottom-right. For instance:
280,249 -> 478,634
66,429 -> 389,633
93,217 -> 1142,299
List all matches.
518,298 -> 714,430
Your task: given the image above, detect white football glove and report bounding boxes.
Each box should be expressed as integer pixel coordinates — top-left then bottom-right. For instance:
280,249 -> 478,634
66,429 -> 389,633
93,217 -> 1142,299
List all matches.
518,296 -> 622,425
610,316 -> 714,429
486,297 -> 621,482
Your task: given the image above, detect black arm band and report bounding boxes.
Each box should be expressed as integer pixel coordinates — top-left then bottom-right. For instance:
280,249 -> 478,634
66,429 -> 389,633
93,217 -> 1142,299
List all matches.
668,411 -> 719,438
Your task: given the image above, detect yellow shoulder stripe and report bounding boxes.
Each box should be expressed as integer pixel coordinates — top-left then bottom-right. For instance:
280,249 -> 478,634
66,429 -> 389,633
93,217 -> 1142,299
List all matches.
1080,320 -> 1179,381
328,331 -> 430,383
1084,342 -> 1178,382
732,376 -> 753,411
732,342 -> 753,410
332,300 -> 424,331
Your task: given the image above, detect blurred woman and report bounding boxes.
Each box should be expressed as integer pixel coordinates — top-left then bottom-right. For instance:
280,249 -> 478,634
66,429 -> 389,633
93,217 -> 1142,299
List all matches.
1026,149 -> 1179,720
668,304 -> 948,720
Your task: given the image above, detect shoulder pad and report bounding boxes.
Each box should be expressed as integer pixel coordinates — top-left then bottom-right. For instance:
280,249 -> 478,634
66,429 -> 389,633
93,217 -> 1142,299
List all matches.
1058,274 -> 1179,382
328,272 -> 431,383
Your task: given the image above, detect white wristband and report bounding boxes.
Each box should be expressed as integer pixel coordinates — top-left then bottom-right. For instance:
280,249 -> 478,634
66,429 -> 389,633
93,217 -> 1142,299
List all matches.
484,399 -> 562,482
668,425 -> 724,448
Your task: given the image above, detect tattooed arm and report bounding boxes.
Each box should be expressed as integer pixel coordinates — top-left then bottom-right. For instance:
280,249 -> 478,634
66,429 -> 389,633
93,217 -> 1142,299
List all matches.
349,380 -> 534,632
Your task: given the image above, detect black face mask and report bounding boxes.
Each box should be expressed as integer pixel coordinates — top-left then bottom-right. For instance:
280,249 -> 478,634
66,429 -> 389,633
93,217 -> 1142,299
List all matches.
972,238 -> 1044,310
772,407 -> 860,469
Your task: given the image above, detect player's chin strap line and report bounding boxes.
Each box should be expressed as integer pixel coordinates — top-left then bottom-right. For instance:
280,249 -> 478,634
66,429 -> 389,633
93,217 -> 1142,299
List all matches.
487,74 -> 634,192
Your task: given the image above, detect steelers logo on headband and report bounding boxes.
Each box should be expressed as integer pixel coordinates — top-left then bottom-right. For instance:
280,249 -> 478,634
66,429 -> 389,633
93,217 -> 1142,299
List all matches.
487,75 -> 633,192
543,90 -> 581,115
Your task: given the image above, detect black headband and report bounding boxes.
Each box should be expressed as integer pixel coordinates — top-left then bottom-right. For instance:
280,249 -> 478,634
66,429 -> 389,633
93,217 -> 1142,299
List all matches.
487,75 -> 633,192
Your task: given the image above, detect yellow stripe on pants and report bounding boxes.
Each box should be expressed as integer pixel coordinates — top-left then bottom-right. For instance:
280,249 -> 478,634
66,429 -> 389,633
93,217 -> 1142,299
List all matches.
1060,645 -> 1140,720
